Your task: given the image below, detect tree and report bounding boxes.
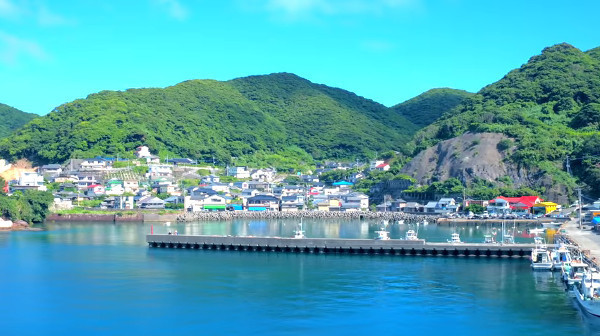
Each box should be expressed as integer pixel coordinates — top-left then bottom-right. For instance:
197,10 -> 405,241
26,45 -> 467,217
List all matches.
464,204 -> 485,214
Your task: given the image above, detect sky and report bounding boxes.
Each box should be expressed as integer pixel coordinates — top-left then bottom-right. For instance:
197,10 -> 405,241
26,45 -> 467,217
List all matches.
1,0 -> 599,115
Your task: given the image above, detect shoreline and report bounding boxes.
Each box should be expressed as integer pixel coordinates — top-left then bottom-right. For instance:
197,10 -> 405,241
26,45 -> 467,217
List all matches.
176,211 -> 439,222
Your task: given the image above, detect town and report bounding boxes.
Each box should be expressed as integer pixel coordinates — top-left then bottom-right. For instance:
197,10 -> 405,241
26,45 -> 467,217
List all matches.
2,145 -> 596,223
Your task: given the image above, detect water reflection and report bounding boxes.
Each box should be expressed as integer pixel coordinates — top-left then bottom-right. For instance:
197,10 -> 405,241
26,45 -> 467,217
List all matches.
29,219 -> 543,246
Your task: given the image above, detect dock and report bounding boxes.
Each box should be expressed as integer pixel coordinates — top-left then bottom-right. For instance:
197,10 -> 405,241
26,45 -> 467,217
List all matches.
146,234 -> 537,258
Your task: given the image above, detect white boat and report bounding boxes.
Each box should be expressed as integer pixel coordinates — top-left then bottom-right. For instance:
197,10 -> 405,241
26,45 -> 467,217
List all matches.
448,232 -> 462,244
422,220 -> 429,226
397,220 -> 405,225
551,244 -> 573,271
573,271 -> 600,317
293,219 -> 305,239
483,234 -> 495,244
531,238 -> 552,271
542,222 -> 562,228
528,228 -> 545,235
375,229 -> 390,240
563,261 -> 589,288
404,230 -> 418,240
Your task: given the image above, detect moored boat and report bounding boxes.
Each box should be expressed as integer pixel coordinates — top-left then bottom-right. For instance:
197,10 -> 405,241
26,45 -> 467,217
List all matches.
404,230 -> 418,241
375,229 -> 390,240
531,237 -> 552,271
573,271 -> 600,317
551,244 -> 573,271
448,232 -> 462,244
293,219 -> 305,239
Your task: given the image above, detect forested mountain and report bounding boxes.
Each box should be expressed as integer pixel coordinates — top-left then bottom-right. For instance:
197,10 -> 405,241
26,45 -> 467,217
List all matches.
0,103 -> 37,139
406,43 -> 600,198
0,73 -> 420,167
390,88 -> 473,128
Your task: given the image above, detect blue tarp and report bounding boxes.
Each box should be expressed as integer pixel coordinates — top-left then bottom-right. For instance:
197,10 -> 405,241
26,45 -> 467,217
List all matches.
592,217 -> 600,226
333,181 -> 354,186
248,207 -> 267,211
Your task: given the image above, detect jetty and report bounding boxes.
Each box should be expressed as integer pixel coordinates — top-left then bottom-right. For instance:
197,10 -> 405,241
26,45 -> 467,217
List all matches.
176,211 -> 438,222
146,234 -> 537,258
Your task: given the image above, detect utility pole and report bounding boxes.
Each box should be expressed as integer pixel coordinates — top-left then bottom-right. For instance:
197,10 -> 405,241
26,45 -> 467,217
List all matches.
566,155 -> 572,176
578,187 -> 583,230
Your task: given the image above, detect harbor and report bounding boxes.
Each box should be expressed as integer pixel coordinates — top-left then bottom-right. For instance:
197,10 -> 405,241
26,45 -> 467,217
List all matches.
146,234 -> 537,257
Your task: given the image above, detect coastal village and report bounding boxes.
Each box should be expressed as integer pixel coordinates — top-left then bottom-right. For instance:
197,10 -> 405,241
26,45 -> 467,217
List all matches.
1,145 -> 596,224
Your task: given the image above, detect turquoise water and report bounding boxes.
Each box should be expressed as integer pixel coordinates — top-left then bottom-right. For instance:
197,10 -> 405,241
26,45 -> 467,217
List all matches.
0,220 -> 595,335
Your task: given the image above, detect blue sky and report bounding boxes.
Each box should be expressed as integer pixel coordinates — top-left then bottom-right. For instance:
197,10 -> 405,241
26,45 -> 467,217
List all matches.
1,0 -> 599,115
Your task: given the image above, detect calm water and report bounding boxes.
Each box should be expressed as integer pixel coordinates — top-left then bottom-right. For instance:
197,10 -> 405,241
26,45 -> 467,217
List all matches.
0,220 -> 596,335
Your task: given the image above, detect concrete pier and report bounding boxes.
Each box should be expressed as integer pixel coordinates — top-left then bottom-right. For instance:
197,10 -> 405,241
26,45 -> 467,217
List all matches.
146,234 -> 536,258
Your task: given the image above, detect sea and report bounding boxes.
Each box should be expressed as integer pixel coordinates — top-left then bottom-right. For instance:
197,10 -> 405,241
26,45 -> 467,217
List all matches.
0,219 -> 598,336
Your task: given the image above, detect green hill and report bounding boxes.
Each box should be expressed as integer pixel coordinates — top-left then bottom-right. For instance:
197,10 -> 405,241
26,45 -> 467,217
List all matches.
0,73 -> 420,168
0,103 -> 37,139
390,88 -> 473,128
408,43 -> 600,196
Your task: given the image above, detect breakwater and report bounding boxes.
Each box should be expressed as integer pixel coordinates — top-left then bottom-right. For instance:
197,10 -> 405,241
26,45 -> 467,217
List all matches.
147,234 -> 536,258
177,210 -> 439,222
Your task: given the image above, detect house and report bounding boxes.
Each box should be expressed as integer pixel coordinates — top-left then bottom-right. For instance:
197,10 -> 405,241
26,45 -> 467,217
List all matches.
80,158 -> 109,171
165,158 -> 197,165
342,193 -> 369,211
208,182 -> 230,193
281,185 -> 304,196
201,174 -> 220,184
487,196 -> 543,214
87,184 -> 105,196
250,168 -> 276,182
12,172 -> 46,191
391,198 -> 407,212
187,186 -> 218,197
123,180 -> 139,193
227,166 -> 250,179
39,164 -> 63,176
247,195 -> 280,211
51,197 -> 73,211
375,163 -> 390,171
376,202 -> 392,212
246,180 -> 272,192
135,146 -> 152,158
184,195 -> 227,212
105,180 -> 125,196
317,199 -> 342,212
152,180 -> 177,195
52,174 -> 78,183
138,196 -> 165,209
147,165 -> 173,178
113,195 -> 135,209
281,195 -> 305,212
532,202 -> 559,215
404,202 -> 423,213
76,174 -> 98,189
369,160 -> 385,170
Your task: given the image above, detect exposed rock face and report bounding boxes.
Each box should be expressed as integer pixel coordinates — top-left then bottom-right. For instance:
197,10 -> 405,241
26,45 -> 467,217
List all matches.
401,132 -> 569,203
402,132 -> 512,183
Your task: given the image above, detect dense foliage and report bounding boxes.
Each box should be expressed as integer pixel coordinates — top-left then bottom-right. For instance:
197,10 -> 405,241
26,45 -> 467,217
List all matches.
0,73 -> 422,169
409,43 -> 600,195
0,103 -> 37,139
0,190 -> 54,223
390,88 -> 473,128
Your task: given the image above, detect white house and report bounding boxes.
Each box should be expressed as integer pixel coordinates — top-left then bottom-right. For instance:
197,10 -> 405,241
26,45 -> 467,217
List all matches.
250,168 -> 276,182
184,195 -> 227,212
80,158 -> 109,171
14,172 -> 46,191
227,166 -> 250,179
147,165 -> 173,178
0,159 -> 11,174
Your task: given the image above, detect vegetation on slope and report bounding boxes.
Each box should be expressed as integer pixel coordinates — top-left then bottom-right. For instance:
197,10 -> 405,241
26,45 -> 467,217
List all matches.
0,73 -> 420,169
408,43 -> 600,195
390,88 -> 473,128
0,103 -> 37,139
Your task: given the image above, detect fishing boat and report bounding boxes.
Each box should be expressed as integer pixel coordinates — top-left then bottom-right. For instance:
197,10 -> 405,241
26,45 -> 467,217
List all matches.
397,220 -> 405,225
563,261 -> 589,288
293,219 -> 305,239
404,230 -> 418,240
375,228 -> 390,240
528,228 -> 545,235
448,232 -> 462,244
483,234 -> 495,244
531,237 -> 552,271
573,270 -> 600,317
422,220 -> 429,226
551,244 -> 573,271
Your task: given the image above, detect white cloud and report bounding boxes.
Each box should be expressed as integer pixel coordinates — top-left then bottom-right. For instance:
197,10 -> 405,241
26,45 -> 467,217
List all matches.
0,0 -> 21,19
0,31 -> 47,66
155,0 -> 189,20
38,5 -> 72,26
262,0 -> 419,19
